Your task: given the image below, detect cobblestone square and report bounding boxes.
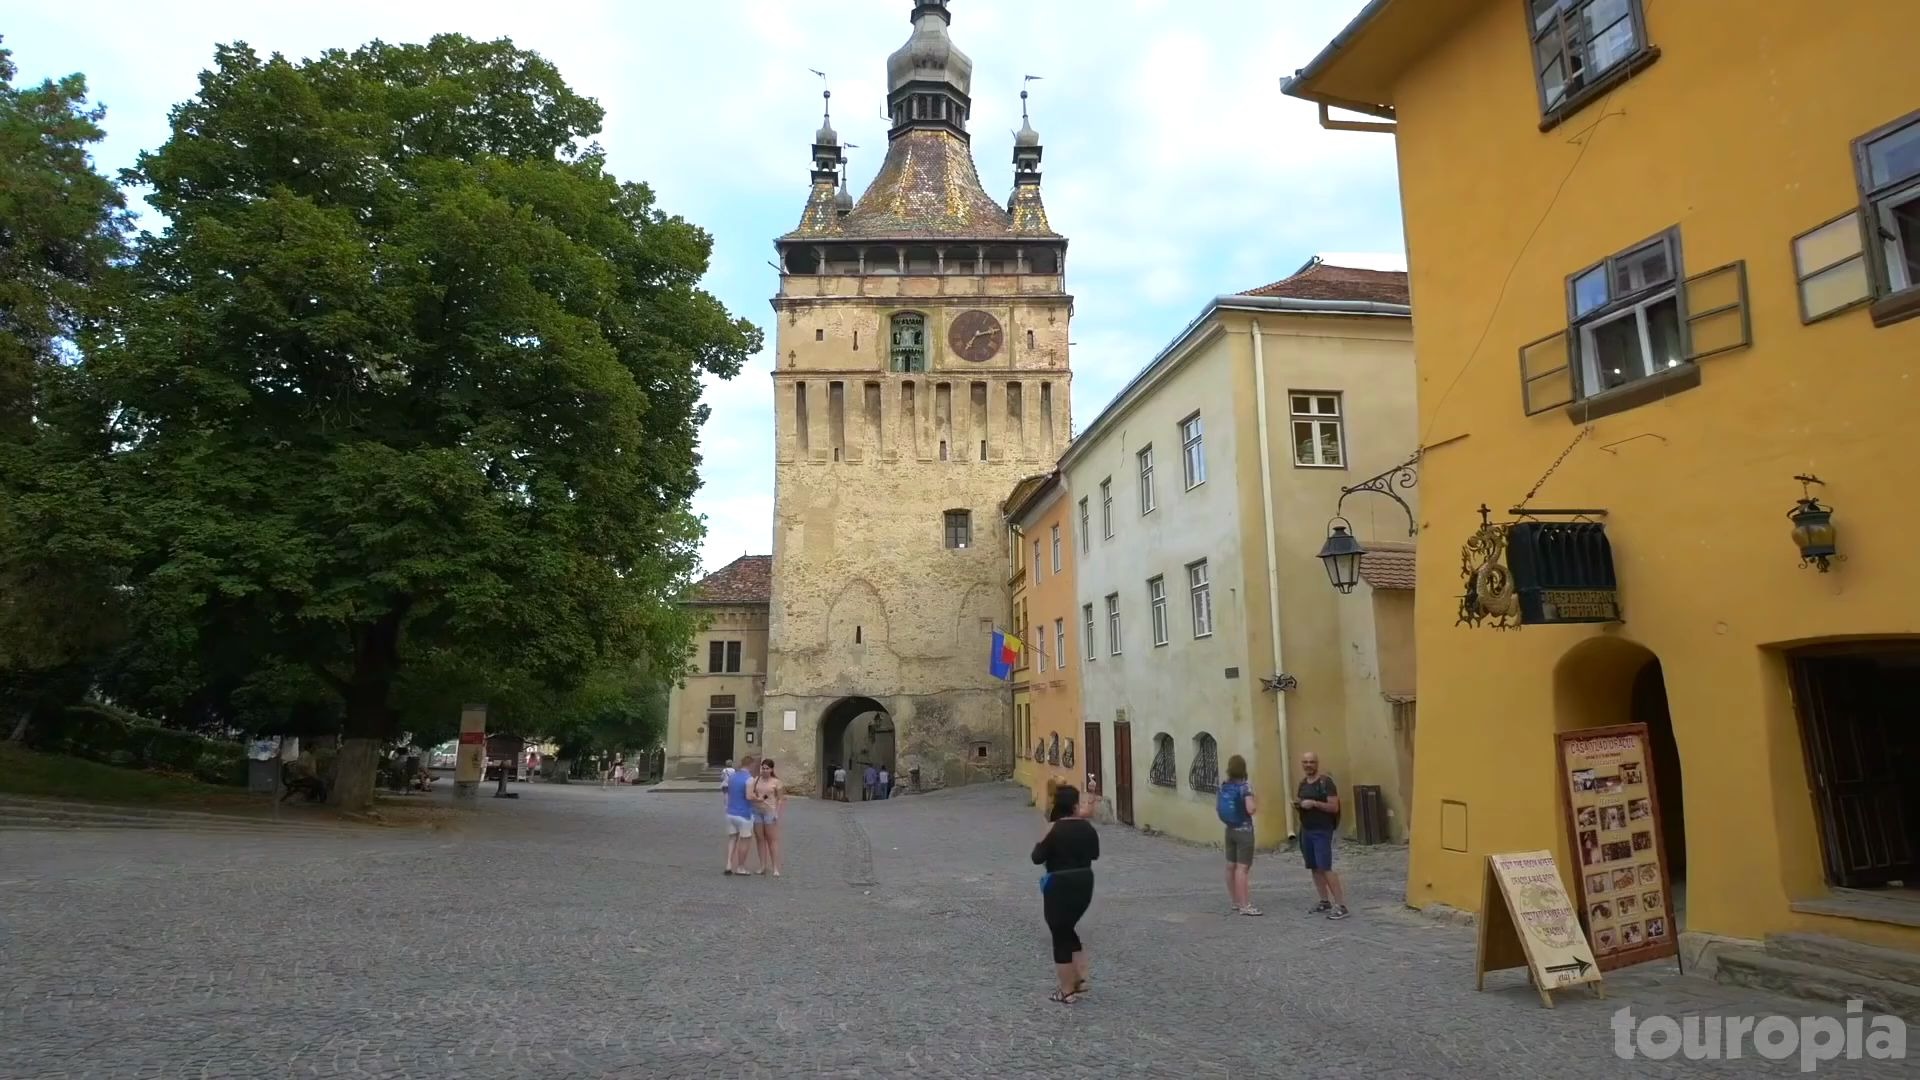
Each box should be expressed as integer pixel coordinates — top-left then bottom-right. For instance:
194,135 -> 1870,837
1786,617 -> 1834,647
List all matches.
0,784 -> 1905,1078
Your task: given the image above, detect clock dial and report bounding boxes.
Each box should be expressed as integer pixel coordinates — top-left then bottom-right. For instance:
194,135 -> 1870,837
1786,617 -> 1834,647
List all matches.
947,309 -> 1004,362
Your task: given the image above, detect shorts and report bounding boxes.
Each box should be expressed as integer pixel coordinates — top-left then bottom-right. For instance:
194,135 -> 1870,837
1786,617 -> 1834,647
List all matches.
754,811 -> 778,826
1301,828 -> 1335,871
1224,826 -> 1255,866
726,815 -> 755,838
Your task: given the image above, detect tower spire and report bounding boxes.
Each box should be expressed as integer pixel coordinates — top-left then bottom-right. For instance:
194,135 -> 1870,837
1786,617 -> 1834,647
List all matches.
886,0 -> 974,139
1009,77 -> 1049,233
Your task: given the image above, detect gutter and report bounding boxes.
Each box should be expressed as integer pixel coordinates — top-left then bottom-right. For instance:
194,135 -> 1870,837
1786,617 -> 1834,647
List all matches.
1249,320 -> 1298,842
1279,0 -> 1400,129
1060,294 -> 1409,471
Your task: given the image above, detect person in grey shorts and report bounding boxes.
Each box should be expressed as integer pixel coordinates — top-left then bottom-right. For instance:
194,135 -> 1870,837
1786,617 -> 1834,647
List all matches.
1217,754 -> 1261,916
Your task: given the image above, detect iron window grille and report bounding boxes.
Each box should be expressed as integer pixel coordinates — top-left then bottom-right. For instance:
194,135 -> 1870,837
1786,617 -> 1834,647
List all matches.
1047,733 -> 1061,765
1149,734 -> 1177,788
1062,739 -> 1075,769
1188,732 -> 1220,793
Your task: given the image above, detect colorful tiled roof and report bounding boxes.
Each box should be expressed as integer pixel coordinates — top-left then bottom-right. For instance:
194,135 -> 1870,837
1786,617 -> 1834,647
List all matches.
690,555 -> 772,604
1358,542 -> 1416,590
785,129 -> 1055,243
1241,258 -> 1409,305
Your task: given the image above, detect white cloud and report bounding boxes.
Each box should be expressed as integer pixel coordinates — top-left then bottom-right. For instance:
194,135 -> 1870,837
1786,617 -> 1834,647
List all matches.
8,0 -> 1396,575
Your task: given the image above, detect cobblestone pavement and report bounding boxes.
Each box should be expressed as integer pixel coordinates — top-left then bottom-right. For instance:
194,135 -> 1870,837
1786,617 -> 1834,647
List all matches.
0,782 -> 1907,1078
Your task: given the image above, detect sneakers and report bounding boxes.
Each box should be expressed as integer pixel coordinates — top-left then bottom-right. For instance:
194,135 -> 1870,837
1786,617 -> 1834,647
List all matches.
1326,905 -> 1350,921
1238,905 -> 1264,916
1308,900 -> 1332,914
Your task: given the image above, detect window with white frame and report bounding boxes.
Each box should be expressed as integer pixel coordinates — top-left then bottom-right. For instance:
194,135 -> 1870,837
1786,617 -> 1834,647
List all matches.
1105,593 -> 1122,656
1188,559 -> 1214,638
1078,498 -> 1090,552
1032,539 -> 1041,584
1050,524 -> 1062,573
1181,413 -> 1206,489
1568,228 -> 1685,396
1083,603 -> 1096,661
1037,624 -> 1047,672
1008,525 -> 1021,577
1290,393 -> 1345,467
1148,576 -> 1170,647
1137,445 -> 1157,513
1055,618 -> 1066,672
1100,479 -> 1114,539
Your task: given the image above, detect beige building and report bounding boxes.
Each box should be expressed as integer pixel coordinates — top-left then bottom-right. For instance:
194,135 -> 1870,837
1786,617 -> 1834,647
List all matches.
664,556 -> 770,779
1062,261 -> 1419,848
757,1 -> 1073,794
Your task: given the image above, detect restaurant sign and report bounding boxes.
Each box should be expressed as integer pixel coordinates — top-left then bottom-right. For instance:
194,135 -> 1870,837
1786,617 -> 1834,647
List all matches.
1459,518 -> 1620,629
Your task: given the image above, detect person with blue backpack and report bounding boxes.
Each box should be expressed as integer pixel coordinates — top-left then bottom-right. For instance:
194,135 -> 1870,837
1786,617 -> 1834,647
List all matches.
1217,754 -> 1261,916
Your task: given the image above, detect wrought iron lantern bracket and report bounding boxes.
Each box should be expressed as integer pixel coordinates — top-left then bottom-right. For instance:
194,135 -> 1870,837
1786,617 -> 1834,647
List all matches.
1332,450 -> 1421,538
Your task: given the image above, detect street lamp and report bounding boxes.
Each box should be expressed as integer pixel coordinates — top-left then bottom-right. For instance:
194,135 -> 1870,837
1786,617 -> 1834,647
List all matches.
1317,517 -> 1367,594
1787,474 -> 1838,573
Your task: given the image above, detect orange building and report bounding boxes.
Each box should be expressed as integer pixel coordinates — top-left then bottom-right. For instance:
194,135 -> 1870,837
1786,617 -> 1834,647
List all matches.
1004,471 -> 1084,809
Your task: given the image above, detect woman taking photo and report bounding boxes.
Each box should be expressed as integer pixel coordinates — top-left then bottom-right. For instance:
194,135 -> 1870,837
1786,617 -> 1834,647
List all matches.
1031,783 -> 1098,1004
750,758 -> 786,876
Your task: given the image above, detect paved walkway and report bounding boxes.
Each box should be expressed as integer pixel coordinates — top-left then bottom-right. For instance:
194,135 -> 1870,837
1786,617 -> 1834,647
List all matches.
0,782 -> 1905,1078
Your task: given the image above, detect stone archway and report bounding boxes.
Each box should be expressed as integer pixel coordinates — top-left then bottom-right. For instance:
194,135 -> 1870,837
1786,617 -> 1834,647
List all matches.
818,696 -> 896,800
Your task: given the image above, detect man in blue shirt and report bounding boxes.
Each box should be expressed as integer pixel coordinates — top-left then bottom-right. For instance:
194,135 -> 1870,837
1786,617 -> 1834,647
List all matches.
863,763 -> 879,801
723,753 -> 759,875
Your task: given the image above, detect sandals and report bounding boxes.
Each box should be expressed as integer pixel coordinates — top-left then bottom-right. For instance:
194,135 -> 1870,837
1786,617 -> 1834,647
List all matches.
1049,990 -> 1080,1005
1074,978 -> 1091,994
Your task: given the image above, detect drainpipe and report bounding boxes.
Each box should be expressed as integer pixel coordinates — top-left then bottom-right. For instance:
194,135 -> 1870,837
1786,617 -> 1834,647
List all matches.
1250,320 -> 1298,842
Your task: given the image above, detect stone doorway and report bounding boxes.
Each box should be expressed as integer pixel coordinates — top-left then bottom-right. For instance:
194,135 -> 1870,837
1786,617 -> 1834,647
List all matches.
819,696 -> 896,800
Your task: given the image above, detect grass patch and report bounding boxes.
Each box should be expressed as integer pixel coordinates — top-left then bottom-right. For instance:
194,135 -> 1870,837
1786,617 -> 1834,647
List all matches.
0,741 -> 265,810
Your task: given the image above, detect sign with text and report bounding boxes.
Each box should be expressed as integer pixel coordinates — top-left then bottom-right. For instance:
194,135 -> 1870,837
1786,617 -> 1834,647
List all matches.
1557,724 -> 1679,972
1477,850 -> 1604,1008
1507,521 -> 1621,624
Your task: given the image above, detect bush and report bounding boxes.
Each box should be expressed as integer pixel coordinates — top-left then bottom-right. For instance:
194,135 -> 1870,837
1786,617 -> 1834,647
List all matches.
28,703 -> 248,786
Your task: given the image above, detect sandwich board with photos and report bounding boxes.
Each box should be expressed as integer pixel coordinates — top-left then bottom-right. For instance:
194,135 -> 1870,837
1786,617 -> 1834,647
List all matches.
1476,850 -> 1605,1009
1557,722 -> 1681,972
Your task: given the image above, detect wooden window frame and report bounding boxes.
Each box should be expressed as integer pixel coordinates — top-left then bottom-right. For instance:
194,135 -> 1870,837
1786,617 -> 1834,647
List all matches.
1524,0 -> 1661,133
943,509 -> 971,549
1791,209 -> 1875,325
1852,108 -> 1920,328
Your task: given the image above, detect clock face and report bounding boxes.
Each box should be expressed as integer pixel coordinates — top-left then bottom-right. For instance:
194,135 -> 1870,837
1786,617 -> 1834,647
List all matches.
947,309 -> 1004,362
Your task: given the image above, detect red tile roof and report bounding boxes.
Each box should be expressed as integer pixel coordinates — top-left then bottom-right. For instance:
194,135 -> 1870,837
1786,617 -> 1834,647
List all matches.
1241,258 -> 1409,305
691,555 -> 772,604
1358,542 -> 1416,590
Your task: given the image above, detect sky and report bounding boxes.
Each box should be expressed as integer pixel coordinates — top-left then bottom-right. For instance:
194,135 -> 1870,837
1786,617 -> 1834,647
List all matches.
8,0 -> 1403,576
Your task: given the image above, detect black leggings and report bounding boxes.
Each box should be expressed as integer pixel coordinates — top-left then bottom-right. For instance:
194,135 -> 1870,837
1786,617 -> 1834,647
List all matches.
1042,872 -> 1094,964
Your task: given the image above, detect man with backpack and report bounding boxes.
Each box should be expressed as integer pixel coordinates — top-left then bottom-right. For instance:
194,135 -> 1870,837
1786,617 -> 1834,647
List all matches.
1217,754 -> 1261,916
1298,751 -> 1349,920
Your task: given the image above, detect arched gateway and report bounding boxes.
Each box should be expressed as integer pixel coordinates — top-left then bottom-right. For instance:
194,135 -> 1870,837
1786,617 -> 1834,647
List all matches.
818,697 -> 896,800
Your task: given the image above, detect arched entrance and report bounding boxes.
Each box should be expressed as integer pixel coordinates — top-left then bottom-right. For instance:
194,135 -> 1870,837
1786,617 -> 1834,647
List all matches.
818,696 -> 896,800
1553,637 -> 1688,910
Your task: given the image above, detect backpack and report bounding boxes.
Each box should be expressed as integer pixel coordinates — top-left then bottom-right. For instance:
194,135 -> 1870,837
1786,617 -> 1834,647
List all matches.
1216,781 -> 1249,827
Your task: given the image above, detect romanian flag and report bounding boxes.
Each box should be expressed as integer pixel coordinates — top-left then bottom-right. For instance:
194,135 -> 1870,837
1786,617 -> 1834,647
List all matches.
990,631 -> 1021,680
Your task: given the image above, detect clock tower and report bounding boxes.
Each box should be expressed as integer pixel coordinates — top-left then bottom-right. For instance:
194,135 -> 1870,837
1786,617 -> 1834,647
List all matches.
760,0 -> 1071,794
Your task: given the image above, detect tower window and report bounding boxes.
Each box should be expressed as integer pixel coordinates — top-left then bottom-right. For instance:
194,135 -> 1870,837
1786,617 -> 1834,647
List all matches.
1027,329 -> 1035,349
890,312 -> 927,372
815,328 -> 824,341
944,510 -> 972,549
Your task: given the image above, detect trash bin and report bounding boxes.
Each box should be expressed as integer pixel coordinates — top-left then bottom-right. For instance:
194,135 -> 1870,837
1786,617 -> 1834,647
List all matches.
248,758 -> 279,794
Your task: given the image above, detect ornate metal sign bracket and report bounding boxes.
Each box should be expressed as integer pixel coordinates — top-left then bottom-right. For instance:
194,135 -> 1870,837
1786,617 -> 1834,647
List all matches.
1333,450 -> 1422,538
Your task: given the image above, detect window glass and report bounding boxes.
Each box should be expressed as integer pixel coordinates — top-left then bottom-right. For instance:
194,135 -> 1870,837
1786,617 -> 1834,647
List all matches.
1866,120 -> 1920,189
1573,266 -> 1610,317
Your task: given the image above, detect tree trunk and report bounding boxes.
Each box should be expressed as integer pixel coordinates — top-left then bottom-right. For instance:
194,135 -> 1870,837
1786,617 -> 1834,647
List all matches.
330,737 -> 381,811
327,607 -> 407,811
8,710 -> 30,744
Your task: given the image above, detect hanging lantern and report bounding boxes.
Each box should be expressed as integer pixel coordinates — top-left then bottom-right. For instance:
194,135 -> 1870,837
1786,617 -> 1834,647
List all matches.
1317,518 -> 1367,594
1787,475 -> 1837,573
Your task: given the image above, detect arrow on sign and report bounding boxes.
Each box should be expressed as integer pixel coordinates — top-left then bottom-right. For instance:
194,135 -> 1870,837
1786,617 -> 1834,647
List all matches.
1545,957 -> 1592,978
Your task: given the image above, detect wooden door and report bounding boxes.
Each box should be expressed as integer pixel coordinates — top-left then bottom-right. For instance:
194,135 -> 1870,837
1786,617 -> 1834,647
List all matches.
1112,720 -> 1135,827
1789,652 -> 1919,888
706,713 -> 736,767
1084,722 -> 1105,802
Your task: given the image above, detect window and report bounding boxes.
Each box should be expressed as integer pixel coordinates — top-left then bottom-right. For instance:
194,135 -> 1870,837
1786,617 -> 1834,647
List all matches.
1529,0 -> 1652,123
1565,229 -> 1686,398
1105,593 -> 1122,656
1083,603 -> 1096,660
709,694 -> 736,709
1148,576 -> 1170,647
944,509 -> 971,549
744,711 -> 760,727
1137,446 -> 1156,514
1100,479 -> 1114,538
1050,525 -> 1062,573
1055,618 -> 1066,672
1180,413 -> 1206,489
1793,211 -> 1874,324
1188,733 -> 1220,793
1078,498 -> 1090,553
815,328 -> 824,341
1037,626 -> 1047,672
1009,525 -> 1022,578
1855,110 -> 1920,325
890,312 -> 926,372
1188,559 -> 1214,638
707,641 -> 742,673
1032,540 -> 1042,583
1149,733 -> 1177,788
1290,393 -> 1345,467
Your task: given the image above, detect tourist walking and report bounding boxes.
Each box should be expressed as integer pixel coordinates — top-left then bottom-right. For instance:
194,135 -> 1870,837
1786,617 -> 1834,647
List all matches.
863,762 -> 879,801
723,753 -> 759,875
1030,783 -> 1098,1004
878,765 -> 891,799
1217,754 -> 1261,915
1297,751 -> 1349,919
751,759 -> 786,876
832,764 -> 848,801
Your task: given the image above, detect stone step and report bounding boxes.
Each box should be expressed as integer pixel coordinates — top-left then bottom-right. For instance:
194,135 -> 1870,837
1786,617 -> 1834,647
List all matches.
1713,947 -> 1920,1023
1766,932 -> 1920,987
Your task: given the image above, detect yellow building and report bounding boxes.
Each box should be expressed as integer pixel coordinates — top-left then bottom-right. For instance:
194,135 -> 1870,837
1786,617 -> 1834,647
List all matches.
1004,471 -> 1082,809
1285,0 -> 1920,966
663,556 -> 770,779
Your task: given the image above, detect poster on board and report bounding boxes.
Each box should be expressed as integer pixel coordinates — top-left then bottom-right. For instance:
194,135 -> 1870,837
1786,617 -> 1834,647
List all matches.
1557,723 -> 1680,972
1476,850 -> 1604,1008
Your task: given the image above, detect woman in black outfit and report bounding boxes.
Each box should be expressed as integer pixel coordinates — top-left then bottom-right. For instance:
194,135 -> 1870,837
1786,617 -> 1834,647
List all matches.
1031,783 -> 1099,1003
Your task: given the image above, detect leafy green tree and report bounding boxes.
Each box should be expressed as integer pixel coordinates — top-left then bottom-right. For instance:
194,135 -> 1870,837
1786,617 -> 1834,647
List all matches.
87,36 -> 757,806
0,42 -> 131,739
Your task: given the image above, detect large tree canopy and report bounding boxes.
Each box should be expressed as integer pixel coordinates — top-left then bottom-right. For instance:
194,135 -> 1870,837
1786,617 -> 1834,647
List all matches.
0,41 -> 131,730
84,35 -> 758,805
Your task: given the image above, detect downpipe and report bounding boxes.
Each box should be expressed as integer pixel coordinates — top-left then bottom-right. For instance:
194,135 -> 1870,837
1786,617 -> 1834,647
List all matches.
1250,320 -> 1299,844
